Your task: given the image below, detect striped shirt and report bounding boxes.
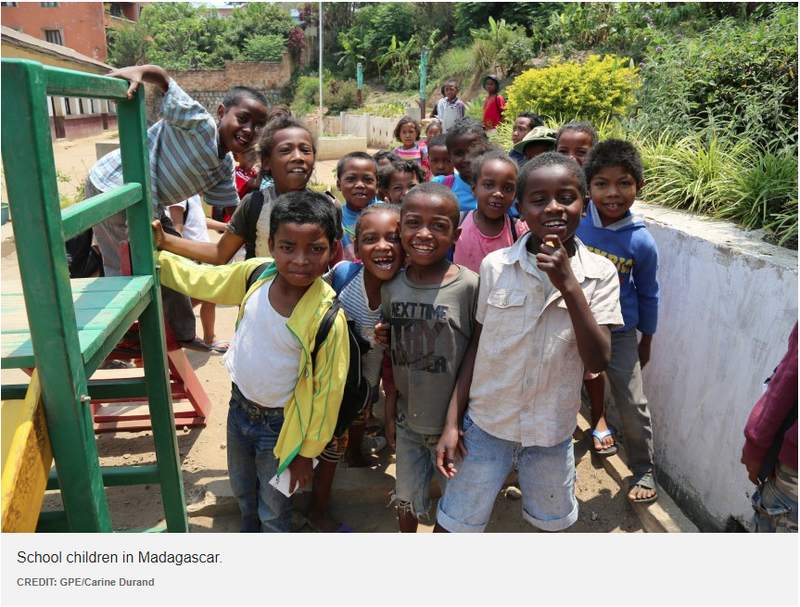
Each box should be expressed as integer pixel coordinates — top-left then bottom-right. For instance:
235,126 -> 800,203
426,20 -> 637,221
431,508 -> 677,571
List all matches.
89,79 -> 238,217
394,143 -> 425,165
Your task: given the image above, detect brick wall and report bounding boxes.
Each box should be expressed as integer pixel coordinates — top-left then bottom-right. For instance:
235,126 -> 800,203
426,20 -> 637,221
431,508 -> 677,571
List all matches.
144,59 -> 292,121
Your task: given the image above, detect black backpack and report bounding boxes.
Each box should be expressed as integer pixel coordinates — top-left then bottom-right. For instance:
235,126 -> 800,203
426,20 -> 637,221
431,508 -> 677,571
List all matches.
246,262 -> 372,438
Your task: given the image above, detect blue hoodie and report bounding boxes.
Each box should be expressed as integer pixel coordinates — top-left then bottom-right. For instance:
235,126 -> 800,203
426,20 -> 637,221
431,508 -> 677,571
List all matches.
575,201 -> 659,334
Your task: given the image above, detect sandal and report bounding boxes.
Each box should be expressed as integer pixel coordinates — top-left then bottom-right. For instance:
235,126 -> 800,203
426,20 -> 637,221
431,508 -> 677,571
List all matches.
629,472 -> 658,503
180,336 -> 212,352
591,428 -> 618,456
209,340 -> 229,353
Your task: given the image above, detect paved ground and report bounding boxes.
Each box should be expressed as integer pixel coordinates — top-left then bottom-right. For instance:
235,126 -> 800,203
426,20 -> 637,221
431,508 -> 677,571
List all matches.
1,131 -> 697,533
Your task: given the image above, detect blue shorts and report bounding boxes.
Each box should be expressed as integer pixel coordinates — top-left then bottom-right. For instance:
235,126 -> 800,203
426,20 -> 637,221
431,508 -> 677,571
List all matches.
391,412 -> 447,521
436,412 -> 578,532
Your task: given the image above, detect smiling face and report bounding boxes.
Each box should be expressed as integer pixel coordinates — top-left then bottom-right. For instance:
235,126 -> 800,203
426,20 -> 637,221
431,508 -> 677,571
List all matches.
385,171 -> 420,205
473,158 -> 517,220
400,193 -> 460,267
399,122 -> 419,148
516,165 -> 583,252
448,133 -> 481,182
268,222 -> 331,290
512,117 -> 533,145
428,145 -> 453,177
355,209 -> 403,282
588,165 -> 641,227
426,123 -> 442,141
556,130 -> 594,167
217,98 -> 268,157
337,158 -> 377,211
262,127 -> 315,195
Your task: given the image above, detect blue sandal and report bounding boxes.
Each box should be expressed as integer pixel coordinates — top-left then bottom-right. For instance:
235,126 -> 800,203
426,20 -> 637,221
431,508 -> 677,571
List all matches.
591,428 -> 618,456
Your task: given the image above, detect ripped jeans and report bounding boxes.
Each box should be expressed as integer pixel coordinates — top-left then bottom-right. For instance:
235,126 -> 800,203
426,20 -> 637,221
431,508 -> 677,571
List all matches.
391,412 -> 447,520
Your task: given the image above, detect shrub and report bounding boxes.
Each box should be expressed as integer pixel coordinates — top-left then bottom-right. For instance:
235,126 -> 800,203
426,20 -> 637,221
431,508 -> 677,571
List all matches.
323,79 -> 365,114
505,55 -> 640,124
242,34 -> 287,62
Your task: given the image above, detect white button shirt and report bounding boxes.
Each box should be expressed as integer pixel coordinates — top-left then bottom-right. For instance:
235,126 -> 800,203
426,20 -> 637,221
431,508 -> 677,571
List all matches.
468,233 -> 623,447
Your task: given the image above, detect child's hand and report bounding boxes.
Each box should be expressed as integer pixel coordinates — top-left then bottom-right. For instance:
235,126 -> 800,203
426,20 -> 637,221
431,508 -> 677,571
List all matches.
536,235 -> 575,292
638,334 -> 653,368
287,455 -> 314,494
151,220 -> 165,250
107,65 -> 169,97
374,320 -> 391,348
436,422 -> 467,479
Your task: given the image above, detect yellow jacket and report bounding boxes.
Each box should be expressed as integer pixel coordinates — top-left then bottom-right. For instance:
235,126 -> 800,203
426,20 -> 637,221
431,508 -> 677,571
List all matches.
158,252 -> 349,474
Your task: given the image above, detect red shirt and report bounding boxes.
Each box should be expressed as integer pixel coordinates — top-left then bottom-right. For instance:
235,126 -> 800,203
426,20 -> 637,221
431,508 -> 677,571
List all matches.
483,94 -> 506,129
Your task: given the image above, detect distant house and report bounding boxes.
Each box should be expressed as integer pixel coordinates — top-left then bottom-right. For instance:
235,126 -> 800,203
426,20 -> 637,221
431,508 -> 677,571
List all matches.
2,25 -> 116,140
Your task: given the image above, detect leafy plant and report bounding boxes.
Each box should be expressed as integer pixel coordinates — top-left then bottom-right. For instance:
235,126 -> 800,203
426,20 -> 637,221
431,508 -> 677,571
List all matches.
106,22 -> 150,68
242,35 -> 287,62
505,55 -> 640,124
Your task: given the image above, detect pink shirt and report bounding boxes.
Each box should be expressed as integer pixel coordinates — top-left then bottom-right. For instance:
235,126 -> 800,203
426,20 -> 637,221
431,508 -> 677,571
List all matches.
453,211 -> 527,274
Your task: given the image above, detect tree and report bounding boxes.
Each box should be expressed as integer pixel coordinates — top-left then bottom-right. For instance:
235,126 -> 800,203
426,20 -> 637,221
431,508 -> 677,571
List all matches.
138,3 -> 220,69
242,35 -> 287,63
106,22 -> 150,68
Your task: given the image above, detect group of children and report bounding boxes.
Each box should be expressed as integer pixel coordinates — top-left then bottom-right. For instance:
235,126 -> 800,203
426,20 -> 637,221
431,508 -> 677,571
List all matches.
89,63 -> 660,533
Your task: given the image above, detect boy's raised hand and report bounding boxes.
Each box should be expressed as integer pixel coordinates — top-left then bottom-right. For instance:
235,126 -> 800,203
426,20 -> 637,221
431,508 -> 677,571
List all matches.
435,422 -> 467,479
535,235 -> 576,292
107,65 -> 170,98
151,219 -> 165,249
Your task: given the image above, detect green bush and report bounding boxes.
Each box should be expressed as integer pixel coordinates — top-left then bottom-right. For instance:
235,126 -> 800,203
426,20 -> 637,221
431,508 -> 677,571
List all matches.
635,5 -> 798,149
323,79 -> 365,114
505,55 -> 639,124
242,34 -> 287,62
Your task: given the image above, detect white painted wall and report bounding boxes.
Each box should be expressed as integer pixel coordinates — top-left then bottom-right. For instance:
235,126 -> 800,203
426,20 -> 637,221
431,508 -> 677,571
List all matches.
632,202 -> 797,529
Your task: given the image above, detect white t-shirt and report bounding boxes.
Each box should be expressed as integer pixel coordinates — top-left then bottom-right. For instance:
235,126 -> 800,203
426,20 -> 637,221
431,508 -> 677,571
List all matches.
225,281 -> 300,408
170,195 -> 210,243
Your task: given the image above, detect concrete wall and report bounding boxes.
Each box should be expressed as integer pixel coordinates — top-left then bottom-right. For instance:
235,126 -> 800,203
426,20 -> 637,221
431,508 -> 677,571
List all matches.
303,112 -> 401,149
630,202 -> 798,531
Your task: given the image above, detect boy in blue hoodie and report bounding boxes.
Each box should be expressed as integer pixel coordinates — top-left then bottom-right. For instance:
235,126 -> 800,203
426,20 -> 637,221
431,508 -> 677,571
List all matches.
576,139 -> 661,503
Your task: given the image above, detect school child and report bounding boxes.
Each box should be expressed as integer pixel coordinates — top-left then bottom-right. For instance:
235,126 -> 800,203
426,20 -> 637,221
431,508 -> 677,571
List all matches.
453,151 -> 525,274
379,182 -> 480,533
511,126 -> 557,161
420,120 -> 443,177
431,118 -> 490,213
167,195 -> 230,353
373,150 -> 401,168
481,74 -> 506,133
553,120 -> 613,455
393,116 -> 426,165
337,152 -> 379,262
156,191 -> 349,532
434,153 -> 623,533
509,112 -> 544,166
308,204 -> 404,533
426,134 -> 453,178
156,116 -> 343,264
435,80 -> 466,134
556,121 -> 598,168
575,139 -> 660,503
87,63 -> 268,347
378,159 -> 426,205
429,85 -> 446,119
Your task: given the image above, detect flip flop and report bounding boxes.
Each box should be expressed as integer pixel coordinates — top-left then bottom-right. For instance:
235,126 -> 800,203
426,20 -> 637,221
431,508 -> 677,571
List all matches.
209,341 -> 229,353
629,472 -> 658,503
591,428 -> 618,456
180,337 -> 212,352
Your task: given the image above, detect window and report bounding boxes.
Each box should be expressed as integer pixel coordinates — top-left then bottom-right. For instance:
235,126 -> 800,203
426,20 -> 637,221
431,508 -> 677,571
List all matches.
1,3 -> 20,8
44,29 -> 62,45
40,2 -> 59,7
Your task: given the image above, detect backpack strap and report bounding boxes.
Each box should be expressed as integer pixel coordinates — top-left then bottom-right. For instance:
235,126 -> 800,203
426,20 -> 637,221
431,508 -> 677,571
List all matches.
444,174 -> 456,189
331,262 -> 363,294
245,261 -> 271,292
245,189 -> 266,260
312,299 -> 342,366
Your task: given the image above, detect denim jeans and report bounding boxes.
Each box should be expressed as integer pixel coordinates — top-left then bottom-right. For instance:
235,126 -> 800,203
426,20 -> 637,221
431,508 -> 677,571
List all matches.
391,412 -> 447,520
436,412 -> 578,532
226,387 -> 290,533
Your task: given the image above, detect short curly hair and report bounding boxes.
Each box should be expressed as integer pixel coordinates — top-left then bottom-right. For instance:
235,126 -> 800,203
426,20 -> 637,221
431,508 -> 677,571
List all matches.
470,149 -> 518,186
402,182 -> 460,229
556,121 -> 599,147
583,139 -> 643,184
269,190 -> 339,246
378,159 -> 426,191
518,152 -> 587,200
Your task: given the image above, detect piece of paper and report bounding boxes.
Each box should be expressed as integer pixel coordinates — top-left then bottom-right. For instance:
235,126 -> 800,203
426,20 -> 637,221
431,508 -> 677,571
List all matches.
269,458 -> 319,497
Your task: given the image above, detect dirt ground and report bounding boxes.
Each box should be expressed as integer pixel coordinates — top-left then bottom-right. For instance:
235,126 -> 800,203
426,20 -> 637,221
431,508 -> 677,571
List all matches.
1,131 -> 645,534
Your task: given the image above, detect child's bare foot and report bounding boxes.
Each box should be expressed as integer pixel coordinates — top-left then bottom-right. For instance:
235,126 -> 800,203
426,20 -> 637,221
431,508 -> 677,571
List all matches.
307,510 -> 352,533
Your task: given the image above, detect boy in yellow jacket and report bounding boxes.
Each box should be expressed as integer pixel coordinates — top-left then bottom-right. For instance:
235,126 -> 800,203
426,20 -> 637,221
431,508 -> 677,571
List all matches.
156,191 -> 348,532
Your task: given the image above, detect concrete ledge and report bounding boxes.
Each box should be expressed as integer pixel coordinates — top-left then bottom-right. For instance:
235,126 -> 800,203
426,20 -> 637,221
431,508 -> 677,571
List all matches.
316,136 -> 367,161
